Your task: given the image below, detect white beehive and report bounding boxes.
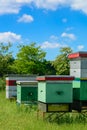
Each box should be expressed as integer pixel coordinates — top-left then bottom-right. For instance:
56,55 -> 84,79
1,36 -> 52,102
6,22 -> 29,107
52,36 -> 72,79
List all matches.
68,52 -> 87,78
6,74 -> 37,99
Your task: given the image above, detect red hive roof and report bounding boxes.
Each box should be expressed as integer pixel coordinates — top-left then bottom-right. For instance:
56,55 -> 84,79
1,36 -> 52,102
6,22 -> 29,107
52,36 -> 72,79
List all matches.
68,52 -> 87,59
36,75 -> 74,81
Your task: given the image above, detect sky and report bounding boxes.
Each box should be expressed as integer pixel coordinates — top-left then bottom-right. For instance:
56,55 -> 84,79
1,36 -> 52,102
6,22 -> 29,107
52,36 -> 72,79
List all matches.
0,0 -> 87,60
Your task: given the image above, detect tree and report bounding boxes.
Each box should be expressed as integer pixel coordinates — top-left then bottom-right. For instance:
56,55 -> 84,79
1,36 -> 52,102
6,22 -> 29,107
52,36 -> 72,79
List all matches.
43,60 -> 56,75
0,42 -> 14,77
11,43 -> 47,75
52,47 -> 73,75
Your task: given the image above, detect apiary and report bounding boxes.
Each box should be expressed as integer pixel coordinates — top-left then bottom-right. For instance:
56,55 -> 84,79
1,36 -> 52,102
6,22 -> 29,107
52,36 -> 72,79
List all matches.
16,81 -> 38,104
6,74 -> 37,99
37,75 -> 74,112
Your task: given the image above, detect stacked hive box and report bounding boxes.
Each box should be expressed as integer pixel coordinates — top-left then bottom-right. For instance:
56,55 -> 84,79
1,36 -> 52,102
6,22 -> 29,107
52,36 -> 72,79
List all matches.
16,81 -> 38,104
6,74 -> 36,99
37,75 -> 74,112
68,52 -> 87,111
68,52 -> 87,78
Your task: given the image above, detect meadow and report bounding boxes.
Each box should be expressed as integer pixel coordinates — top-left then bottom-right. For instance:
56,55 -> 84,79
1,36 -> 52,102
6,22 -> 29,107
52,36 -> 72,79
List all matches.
0,91 -> 87,130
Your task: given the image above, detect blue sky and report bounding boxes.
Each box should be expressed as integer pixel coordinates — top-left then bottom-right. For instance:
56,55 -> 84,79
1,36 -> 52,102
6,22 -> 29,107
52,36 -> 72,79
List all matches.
0,0 -> 87,60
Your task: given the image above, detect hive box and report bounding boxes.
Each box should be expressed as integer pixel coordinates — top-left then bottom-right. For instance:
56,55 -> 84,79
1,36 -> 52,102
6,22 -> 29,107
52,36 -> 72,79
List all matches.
73,78 -> 87,101
6,74 -> 37,99
70,58 -> 87,69
16,81 -> 38,104
37,75 -> 74,104
38,102 -> 72,112
70,69 -> 87,78
68,52 -> 87,78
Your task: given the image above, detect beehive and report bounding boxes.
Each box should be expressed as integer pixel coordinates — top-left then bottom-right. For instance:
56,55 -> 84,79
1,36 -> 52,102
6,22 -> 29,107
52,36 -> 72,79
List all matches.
6,74 -> 37,99
68,52 -> 87,78
37,75 -> 74,103
73,78 -> 87,101
16,81 -> 38,104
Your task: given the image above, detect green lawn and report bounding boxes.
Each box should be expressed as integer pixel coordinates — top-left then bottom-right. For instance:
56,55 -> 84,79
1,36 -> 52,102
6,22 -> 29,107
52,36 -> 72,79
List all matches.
0,91 -> 87,130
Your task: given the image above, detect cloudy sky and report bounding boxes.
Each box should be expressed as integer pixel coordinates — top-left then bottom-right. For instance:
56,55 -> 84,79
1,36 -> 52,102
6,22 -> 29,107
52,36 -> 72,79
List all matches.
0,0 -> 87,60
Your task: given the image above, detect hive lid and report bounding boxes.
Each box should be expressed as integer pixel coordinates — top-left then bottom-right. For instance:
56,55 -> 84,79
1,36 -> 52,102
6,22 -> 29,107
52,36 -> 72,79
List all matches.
16,80 -> 37,85
68,52 -> 87,59
36,75 -> 74,81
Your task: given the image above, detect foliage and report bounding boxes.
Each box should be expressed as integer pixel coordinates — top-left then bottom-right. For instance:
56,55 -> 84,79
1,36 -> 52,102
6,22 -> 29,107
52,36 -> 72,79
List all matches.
0,42 -> 15,77
11,43 -> 55,75
0,42 -> 73,77
0,42 -> 55,77
42,60 -> 56,75
52,47 -> 73,75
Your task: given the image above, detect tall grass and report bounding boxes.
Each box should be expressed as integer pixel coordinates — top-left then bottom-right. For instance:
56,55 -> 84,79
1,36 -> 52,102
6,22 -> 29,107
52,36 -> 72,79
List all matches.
0,77 -> 5,90
0,91 -> 87,130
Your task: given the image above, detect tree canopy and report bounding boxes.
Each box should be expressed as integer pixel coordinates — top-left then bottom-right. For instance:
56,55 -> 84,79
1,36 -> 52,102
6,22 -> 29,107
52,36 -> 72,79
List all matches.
0,42 -> 72,77
11,43 -> 47,75
0,43 -> 14,77
52,47 -> 73,75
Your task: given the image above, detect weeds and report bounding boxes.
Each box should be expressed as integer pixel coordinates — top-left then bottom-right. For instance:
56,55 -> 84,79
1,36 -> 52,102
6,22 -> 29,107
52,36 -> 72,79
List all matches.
46,112 -> 87,124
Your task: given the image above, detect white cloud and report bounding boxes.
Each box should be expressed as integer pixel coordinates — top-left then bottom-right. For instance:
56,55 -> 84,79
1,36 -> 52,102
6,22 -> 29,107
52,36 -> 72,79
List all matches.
77,45 -> 84,50
41,41 -> 67,49
62,18 -> 67,23
41,41 -> 60,49
16,0 -> 33,3
0,1 -> 21,15
66,27 -> 74,31
71,0 -> 87,14
33,0 -> 67,10
50,35 -> 58,40
1,0 -> 87,15
17,14 -> 34,23
0,32 -> 21,43
33,0 -> 87,14
61,32 -> 76,40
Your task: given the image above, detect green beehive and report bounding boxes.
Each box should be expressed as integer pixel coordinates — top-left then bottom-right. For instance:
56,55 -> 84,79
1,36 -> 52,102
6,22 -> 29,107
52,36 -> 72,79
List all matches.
37,76 -> 74,104
73,78 -> 87,101
16,81 -> 38,104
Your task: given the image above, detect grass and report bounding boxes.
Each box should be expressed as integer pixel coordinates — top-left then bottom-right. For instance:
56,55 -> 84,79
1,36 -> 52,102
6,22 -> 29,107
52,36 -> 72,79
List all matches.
0,91 -> 87,130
